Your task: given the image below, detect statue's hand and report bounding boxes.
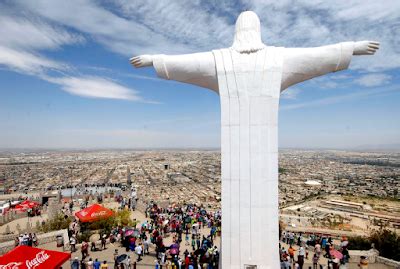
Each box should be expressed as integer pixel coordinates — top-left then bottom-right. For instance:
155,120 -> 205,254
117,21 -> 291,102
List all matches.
353,41 -> 380,55
130,55 -> 154,68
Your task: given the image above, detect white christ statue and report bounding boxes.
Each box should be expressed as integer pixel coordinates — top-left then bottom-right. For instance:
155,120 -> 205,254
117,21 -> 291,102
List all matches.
130,11 -> 379,269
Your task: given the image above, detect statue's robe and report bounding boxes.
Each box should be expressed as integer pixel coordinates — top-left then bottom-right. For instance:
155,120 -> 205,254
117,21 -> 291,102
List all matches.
152,42 -> 354,269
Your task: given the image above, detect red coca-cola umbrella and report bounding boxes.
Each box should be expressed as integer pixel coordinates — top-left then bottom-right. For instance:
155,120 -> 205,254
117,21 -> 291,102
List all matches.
75,204 -> 114,223
20,200 -> 40,208
13,200 -> 40,212
13,204 -> 29,212
0,245 -> 71,269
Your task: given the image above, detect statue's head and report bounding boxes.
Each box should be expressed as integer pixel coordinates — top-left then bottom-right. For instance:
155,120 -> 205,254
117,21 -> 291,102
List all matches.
231,11 -> 266,54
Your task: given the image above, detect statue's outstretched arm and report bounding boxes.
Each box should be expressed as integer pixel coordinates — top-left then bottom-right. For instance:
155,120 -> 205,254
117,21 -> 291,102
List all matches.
130,52 -> 218,93
281,41 -> 379,91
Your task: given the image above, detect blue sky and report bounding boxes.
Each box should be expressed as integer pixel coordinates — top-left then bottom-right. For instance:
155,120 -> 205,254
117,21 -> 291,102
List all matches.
0,0 -> 399,149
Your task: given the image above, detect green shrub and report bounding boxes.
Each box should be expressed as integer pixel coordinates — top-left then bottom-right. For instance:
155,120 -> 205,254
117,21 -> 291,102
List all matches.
348,236 -> 371,250
76,230 -> 92,242
40,214 -> 74,233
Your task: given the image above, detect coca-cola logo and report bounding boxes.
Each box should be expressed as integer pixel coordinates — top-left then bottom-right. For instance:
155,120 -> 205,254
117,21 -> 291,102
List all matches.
0,262 -> 22,269
25,251 -> 50,269
90,211 -> 107,217
80,211 -> 88,217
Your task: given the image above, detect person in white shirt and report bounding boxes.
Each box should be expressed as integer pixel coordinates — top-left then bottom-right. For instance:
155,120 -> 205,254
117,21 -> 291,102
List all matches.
143,238 -> 150,255
298,247 -> 305,269
177,257 -> 183,269
135,243 -> 143,262
70,236 -> 76,252
18,235 -> 23,246
86,257 -> 94,269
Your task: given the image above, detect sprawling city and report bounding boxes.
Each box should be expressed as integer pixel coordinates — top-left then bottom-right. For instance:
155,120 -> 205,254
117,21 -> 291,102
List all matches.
0,149 -> 398,268
1,149 -> 399,212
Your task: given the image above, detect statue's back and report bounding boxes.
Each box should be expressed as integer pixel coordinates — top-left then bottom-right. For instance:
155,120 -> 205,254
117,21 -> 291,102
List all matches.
213,47 -> 283,269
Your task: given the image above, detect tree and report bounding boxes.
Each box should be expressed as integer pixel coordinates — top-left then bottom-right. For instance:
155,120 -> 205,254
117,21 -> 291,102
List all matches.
370,229 -> 400,261
348,229 -> 400,261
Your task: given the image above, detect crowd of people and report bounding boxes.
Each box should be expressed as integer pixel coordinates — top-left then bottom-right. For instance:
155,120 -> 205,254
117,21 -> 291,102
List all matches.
14,232 -> 38,247
67,202 -> 221,269
143,203 -> 221,268
280,231 -> 350,269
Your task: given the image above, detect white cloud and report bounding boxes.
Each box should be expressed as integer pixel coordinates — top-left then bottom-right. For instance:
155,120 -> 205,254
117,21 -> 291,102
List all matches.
7,0 -> 400,72
0,46 -> 64,75
354,73 -> 391,87
14,0 -> 213,56
0,13 -> 80,75
0,14 -> 83,51
46,76 -> 142,101
1,0 -> 399,102
0,7 -> 147,101
248,0 -> 400,71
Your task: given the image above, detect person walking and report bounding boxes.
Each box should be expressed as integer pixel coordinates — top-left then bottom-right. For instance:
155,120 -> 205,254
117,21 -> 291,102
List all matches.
81,241 -> 89,259
315,242 -> 321,258
70,236 -> 77,253
298,246 -> 305,269
101,235 -> 107,250
144,237 -> 150,255
87,258 -> 94,269
81,259 -> 87,269
135,243 -> 143,262
185,231 -> 189,246
93,259 -> 101,269
191,234 -> 196,251
100,261 -> 108,269
71,257 -> 80,269
196,235 -> 201,250
288,245 -> 295,264
113,249 -> 119,269
312,254 -> 319,269
32,233 -> 38,247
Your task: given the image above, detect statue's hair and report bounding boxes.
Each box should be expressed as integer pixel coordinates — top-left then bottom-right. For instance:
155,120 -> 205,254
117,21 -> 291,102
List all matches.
231,11 -> 266,54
